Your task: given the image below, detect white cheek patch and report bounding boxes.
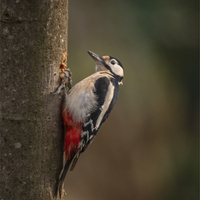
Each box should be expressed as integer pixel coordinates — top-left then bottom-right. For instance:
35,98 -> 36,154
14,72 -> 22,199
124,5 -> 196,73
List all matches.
111,64 -> 124,77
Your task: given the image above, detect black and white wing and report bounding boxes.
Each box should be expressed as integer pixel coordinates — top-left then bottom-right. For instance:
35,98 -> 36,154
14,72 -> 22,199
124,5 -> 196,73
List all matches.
81,76 -> 119,152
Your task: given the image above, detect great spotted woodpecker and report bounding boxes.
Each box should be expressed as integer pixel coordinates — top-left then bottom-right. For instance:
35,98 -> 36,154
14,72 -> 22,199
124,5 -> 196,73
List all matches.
57,50 -> 124,197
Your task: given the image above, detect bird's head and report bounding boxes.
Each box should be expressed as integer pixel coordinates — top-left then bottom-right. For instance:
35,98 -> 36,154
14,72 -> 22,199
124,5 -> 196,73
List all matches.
88,50 -> 124,84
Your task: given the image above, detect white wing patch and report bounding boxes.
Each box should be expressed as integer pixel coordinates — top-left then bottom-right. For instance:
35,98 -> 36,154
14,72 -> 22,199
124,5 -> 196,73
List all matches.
84,118 -> 95,132
82,130 -> 90,142
95,82 -> 115,130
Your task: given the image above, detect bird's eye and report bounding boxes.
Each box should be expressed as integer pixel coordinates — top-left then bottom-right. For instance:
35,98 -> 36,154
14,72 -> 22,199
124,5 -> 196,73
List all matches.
111,60 -> 116,65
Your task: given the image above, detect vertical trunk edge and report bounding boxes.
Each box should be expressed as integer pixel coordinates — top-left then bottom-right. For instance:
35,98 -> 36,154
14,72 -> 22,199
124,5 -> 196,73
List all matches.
0,1 -> 68,199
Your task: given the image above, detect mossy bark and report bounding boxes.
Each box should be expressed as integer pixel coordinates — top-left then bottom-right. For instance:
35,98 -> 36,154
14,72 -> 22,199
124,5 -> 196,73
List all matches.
0,0 -> 68,199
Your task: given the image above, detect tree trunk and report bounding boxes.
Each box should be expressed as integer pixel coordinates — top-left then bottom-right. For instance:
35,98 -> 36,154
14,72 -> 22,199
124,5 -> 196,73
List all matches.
0,0 -> 68,199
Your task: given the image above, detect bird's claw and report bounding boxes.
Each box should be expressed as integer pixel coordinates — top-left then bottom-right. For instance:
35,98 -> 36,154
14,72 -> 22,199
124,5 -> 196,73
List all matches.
53,69 -> 72,95
53,83 -> 66,95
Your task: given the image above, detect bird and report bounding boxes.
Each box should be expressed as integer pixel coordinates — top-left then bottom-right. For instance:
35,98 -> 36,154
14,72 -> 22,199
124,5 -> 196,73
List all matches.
57,50 -> 124,197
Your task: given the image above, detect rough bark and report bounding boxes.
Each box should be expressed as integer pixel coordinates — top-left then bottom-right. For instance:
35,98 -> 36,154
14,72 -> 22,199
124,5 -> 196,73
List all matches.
0,0 -> 68,199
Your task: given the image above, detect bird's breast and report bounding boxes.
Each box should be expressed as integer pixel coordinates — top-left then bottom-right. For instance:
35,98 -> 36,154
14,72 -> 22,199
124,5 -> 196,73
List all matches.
64,74 -> 101,122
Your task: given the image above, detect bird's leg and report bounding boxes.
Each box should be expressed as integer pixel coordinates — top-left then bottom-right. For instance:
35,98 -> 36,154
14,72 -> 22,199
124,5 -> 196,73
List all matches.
52,50 -> 72,95
53,69 -> 72,95
53,82 -> 66,95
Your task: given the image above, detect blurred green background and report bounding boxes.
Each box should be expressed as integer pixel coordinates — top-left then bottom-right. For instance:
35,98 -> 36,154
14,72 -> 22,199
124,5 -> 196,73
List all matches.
64,1 -> 199,200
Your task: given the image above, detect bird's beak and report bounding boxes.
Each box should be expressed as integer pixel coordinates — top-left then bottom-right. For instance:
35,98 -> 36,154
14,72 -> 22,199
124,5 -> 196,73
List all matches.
88,50 -> 104,64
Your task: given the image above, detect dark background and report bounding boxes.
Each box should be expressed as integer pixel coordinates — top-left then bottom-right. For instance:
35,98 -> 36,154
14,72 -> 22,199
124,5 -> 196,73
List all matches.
64,1 -> 198,200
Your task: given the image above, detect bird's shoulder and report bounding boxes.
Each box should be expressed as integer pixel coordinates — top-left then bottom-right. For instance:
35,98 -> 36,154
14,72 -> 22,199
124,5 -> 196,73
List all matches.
64,71 -> 113,123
